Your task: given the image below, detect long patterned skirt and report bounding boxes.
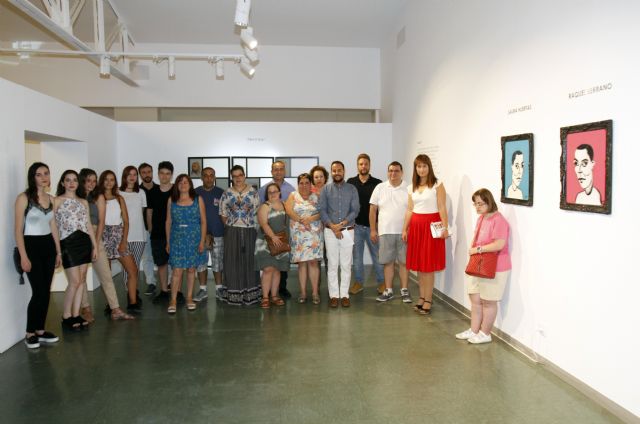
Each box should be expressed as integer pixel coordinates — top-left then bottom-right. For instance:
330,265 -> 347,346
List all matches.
222,226 -> 261,305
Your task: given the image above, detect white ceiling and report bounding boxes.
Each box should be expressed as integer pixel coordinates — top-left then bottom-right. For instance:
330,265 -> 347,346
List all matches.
0,0 -> 407,48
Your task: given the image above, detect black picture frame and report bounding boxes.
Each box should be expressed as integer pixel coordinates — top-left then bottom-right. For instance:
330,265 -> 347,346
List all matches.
560,119 -> 612,214
500,133 -> 534,206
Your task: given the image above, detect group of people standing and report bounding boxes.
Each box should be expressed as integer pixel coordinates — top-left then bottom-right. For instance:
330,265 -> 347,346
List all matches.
15,153 -> 512,349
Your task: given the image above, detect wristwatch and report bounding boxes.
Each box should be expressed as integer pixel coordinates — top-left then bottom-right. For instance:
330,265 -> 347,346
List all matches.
477,246 -> 482,254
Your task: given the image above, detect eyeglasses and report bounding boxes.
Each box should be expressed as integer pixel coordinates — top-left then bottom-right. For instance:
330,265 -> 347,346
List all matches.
267,190 -> 280,195
473,202 -> 487,207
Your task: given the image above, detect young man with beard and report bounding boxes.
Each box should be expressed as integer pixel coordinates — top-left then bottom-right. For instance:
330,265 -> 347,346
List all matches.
138,163 -> 158,295
346,153 -> 384,295
318,161 -> 359,308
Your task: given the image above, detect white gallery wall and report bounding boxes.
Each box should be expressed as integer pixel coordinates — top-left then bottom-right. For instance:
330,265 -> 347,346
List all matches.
382,0 -> 639,418
0,77 -> 117,353
0,43 -> 380,109
116,121 -> 391,180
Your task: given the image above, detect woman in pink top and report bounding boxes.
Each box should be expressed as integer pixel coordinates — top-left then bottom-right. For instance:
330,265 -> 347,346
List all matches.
456,188 -> 511,344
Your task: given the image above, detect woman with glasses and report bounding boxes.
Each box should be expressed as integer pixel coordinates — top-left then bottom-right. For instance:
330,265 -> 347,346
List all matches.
219,165 -> 261,306
255,183 -> 290,308
455,189 -> 511,344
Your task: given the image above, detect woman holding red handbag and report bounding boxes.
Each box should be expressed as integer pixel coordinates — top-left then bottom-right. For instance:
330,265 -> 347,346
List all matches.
456,189 -> 511,344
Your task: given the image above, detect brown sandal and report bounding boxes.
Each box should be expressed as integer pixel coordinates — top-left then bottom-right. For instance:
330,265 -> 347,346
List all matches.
260,298 -> 271,309
271,296 -> 285,306
111,308 -> 135,320
81,306 -> 95,323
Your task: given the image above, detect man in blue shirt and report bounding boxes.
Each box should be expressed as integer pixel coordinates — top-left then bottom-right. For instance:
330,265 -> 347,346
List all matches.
318,161 -> 360,308
258,160 -> 296,298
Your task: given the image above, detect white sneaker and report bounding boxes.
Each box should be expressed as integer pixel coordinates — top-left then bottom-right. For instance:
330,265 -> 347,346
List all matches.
455,328 -> 477,340
400,289 -> 412,303
468,331 -> 492,344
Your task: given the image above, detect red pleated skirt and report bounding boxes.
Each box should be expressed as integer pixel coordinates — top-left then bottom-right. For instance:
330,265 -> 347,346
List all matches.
406,212 -> 445,273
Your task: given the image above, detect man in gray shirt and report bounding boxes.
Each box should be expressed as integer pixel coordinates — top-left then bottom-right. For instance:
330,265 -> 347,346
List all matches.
318,161 -> 360,308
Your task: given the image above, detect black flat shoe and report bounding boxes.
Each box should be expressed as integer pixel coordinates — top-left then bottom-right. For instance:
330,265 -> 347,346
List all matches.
74,315 -> 90,329
62,316 -> 81,331
127,302 -> 142,314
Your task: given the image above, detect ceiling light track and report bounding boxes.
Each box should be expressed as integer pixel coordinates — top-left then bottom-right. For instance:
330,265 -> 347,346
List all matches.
0,48 -> 251,80
7,0 -> 261,83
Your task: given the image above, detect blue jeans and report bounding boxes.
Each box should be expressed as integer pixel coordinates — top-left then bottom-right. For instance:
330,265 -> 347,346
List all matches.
352,224 -> 384,284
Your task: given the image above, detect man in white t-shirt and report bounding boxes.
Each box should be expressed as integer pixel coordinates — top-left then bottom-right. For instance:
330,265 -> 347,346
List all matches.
369,161 -> 411,303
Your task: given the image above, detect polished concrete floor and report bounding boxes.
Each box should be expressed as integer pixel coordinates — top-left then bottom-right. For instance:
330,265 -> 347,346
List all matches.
1,269 -> 622,424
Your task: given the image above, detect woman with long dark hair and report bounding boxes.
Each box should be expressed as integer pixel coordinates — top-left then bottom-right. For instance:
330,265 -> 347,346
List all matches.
97,170 -> 142,313
119,166 -> 147,286
15,162 -> 62,348
402,154 -> 449,315
165,174 -> 207,313
54,170 -> 97,331
78,169 -> 134,321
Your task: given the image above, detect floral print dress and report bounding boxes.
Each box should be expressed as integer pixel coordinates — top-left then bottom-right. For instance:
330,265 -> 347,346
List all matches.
289,191 -> 323,262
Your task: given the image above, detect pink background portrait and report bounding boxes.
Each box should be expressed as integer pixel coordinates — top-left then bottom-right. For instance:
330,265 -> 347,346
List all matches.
566,129 -> 607,204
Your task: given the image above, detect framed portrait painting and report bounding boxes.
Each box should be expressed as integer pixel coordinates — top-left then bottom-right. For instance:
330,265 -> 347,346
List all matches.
188,157 -> 203,179
560,119 -> 612,214
501,133 -> 534,206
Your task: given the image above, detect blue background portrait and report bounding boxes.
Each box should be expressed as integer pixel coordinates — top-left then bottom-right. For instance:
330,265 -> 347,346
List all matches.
504,139 -> 530,200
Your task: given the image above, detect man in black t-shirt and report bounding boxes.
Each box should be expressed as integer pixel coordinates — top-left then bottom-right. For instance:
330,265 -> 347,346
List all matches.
146,161 -> 174,303
346,153 -> 384,295
139,162 -> 159,295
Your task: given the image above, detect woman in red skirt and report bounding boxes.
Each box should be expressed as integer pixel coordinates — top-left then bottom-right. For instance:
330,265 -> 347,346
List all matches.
402,154 -> 449,314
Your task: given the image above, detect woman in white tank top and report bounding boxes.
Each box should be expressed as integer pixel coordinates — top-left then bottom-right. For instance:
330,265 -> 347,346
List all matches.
119,166 -> 147,287
15,162 -> 63,348
402,154 -> 450,315
97,170 -> 142,314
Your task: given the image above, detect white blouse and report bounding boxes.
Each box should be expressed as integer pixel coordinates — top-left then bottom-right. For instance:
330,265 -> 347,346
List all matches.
120,191 -> 147,242
105,198 -> 123,226
408,181 -> 441,214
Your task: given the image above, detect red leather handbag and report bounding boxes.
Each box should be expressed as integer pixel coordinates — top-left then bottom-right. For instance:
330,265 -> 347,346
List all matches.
465,216 -> 498,279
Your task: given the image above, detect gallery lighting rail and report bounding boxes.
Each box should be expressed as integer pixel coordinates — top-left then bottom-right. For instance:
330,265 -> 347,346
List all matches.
0,48 -> 256,79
